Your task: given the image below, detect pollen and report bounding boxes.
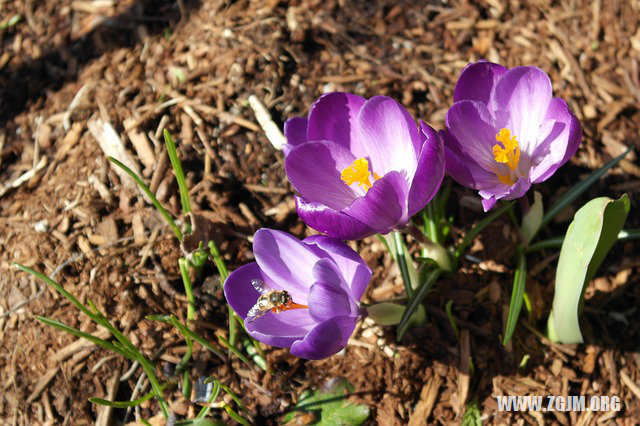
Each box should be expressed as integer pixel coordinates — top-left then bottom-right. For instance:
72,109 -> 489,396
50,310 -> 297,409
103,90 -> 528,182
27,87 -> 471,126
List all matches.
341,158 -> 379,191
492,128 -> 521,171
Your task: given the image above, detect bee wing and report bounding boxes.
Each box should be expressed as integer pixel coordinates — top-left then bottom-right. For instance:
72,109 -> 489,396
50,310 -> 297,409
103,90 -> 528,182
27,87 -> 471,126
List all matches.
251,279 -> 271,294
246,304 -> 268,322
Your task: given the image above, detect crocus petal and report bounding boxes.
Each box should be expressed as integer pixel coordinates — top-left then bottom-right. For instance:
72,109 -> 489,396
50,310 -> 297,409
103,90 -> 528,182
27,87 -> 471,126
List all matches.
308,259 -> 356,322
407,121 -> 445,217
303,234 -> 372,301
295,196 -> 375,241
246,309 -> 316,349
253,228 -> 321,303
529,98 -> 582,183
283,117 -> 308,156
356,96 -> 420,176
442,129 -> 498,190
491,66 -> 552,154
445,100 -> 501,173
307,92 -> 367,156
223,263 -> 270,318
285,140 -> 358,210
289,316 -> 357,360
454,61 -> 508,103
478,176 -> 532,211
343,171 -> 409,234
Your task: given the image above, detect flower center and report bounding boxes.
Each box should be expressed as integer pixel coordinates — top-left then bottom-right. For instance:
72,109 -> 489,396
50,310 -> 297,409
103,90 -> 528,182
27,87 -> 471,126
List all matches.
340,158 -> 381,192
492,128 -> 521,185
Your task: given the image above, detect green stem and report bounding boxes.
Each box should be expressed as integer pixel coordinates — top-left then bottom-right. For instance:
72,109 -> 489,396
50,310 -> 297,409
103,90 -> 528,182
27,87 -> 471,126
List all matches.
393,231 -> 414,298
178,258 -> 195,321
108,157 -> 182,241
163,129 -> 192,216
209,240 -> 236,345
397,269 -> 442,341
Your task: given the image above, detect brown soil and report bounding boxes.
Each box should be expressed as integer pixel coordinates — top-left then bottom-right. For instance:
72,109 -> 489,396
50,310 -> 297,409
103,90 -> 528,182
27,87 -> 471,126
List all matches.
1,0 -> 640,424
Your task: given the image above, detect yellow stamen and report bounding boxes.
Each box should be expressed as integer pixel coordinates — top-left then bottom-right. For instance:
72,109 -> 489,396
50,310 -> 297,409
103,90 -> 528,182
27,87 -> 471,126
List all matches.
497,173 -> 515,185
492,128 -> 521,171
341,158 -> 379,191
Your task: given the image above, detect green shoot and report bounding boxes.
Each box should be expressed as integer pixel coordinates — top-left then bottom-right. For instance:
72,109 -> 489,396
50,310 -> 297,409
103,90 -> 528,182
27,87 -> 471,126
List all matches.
393,231 -> 415,298
397,269 -> 442,341
204,378 -> 252,425
208,241 -> 237,346
444,300 -> 460,341
503,249 -> 527,345
217,336 -> 257,370
163,130 -> 192,218
179,258 -> 196,321
16,264 -> 170,419
195,379 -> 221,419
146,315 -> 225,361
108,157 -> 183,240
89,384 -> 168,408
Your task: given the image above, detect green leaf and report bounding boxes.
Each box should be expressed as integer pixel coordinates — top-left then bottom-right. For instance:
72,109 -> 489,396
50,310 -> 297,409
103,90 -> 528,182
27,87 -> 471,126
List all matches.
283,378 -> 369,426
175,419 -> 225,426
461,399 -> 483,426
397,269 -> 442,341
163,130 -> 192,218
0,14 -> 21,29
387,232 -> 418,296
366,302 -> 424,327
89,385 -> 165,408
503,249 -> 527,345
35,316 -> 127,358
108,157 -> 182,240
541,147 -> 632,228
521,191 -> 543,245
547,195 -> 630,343
366,302 -> 405,326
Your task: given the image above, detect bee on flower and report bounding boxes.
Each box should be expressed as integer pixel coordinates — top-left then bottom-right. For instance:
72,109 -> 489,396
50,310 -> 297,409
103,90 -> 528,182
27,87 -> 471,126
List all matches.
224,229 -> 371,360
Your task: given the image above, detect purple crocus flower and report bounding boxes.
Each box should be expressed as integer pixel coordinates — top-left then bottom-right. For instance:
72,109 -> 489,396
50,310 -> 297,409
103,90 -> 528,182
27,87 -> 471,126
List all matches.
283,92 -> 445,240
443,61 -> 582,211
223,228 -> 371,360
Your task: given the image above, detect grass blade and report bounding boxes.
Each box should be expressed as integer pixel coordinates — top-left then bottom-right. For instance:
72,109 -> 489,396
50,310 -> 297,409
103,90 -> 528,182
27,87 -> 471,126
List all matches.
503,249 -> 527,345
397,269 -> 442,341
108,156 -> 182,240
392,231 -> 415,298
163,129 -> 192,216
15,264 -> 96,319
196,380 -> 221,419
217,336 -> 255,369
179,258 -> 196,321
89,385 -> 166,408
35,316 -> 128,357
444,300 -> 460,341
454,202 -> 514,261
208,241 -> 237,346
541,146 -> 632,228
147,315 -> 226,361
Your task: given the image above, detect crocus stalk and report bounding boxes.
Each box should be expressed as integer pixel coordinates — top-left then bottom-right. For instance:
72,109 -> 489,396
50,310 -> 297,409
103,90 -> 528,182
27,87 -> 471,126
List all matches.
223,229 -> 371,360
283,92 -> 445,241
443,61 -> 582,211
